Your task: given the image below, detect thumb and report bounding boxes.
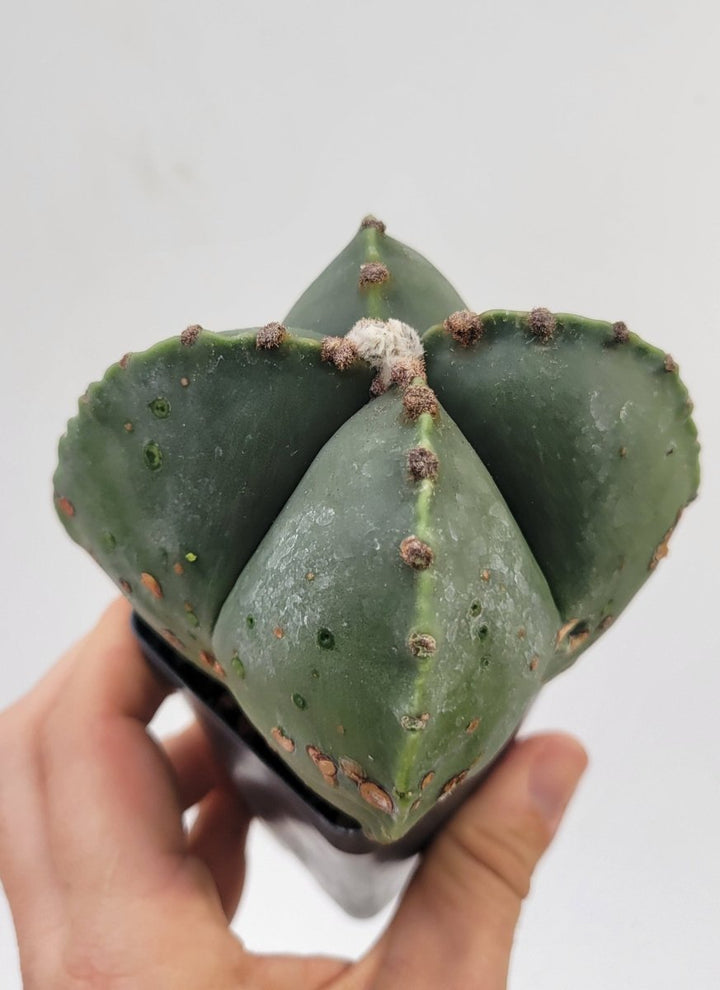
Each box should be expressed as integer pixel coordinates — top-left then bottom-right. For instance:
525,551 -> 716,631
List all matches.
368,734 -> 587,990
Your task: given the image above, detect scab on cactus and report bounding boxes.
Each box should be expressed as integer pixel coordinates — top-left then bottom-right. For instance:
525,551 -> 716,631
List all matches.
54,216 -> 700,843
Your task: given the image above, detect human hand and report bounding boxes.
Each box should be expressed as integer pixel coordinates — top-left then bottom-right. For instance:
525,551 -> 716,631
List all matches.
0,600 -> 587,989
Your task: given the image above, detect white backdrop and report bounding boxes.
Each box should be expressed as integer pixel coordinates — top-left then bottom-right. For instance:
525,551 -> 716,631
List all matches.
2,2 -> 719,987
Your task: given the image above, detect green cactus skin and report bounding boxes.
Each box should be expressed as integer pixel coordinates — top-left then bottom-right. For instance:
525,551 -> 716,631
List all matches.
285,216 -> 467,333
54,329 -> 373,665
53,218 -> 700,843
423,312 -> 700,678
212,387 -> 561,841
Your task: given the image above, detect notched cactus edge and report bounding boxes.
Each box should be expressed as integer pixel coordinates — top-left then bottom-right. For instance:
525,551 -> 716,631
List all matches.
54,216 -> 700,843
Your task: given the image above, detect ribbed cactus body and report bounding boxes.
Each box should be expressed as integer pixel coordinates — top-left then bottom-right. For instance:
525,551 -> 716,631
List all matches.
285,218 -> 467,332
54,218 -> 700,843
423,312 -> 699,676
54,333 -> 373,664
213,389 -> 560,841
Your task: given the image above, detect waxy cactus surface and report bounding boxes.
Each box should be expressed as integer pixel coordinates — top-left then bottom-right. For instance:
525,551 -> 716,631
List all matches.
54,219 -> 700,842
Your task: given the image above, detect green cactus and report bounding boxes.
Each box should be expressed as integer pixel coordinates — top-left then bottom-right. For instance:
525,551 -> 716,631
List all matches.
54,217 -> 700,843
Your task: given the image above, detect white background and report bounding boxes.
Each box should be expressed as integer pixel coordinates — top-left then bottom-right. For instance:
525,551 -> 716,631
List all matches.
2,2 -> 719,987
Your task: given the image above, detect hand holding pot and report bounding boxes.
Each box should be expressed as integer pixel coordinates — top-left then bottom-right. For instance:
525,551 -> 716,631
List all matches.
0,599 -> 587,989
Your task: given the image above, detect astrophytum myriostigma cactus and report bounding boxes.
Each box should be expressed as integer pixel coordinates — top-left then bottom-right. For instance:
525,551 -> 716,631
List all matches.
54,217 -> 700,843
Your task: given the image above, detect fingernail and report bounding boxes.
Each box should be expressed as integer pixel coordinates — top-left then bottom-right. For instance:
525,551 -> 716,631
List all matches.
528,738 -> 588,833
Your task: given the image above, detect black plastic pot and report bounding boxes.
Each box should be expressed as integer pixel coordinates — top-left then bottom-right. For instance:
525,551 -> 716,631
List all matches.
133,612 -> 515,917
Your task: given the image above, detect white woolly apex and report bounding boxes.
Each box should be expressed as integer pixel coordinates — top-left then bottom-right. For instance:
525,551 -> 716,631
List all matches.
345,318 -> 424,386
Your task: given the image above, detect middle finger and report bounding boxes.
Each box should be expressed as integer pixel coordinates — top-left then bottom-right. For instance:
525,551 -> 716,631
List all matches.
161,719 -> 221,811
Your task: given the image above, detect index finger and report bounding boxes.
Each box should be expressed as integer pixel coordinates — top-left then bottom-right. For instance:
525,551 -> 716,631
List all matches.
0,599 -> 176,932
35,600 -> 191,890
68,597 -> 172,724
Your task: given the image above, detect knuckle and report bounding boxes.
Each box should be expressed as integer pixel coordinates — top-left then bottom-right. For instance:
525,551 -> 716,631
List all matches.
447,816 -> 547,902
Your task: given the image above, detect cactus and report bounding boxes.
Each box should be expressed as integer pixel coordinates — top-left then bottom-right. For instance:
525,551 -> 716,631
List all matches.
54,217 -> 700,843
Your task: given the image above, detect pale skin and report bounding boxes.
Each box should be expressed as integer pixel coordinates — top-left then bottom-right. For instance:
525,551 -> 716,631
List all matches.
0,600 -> 587,989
